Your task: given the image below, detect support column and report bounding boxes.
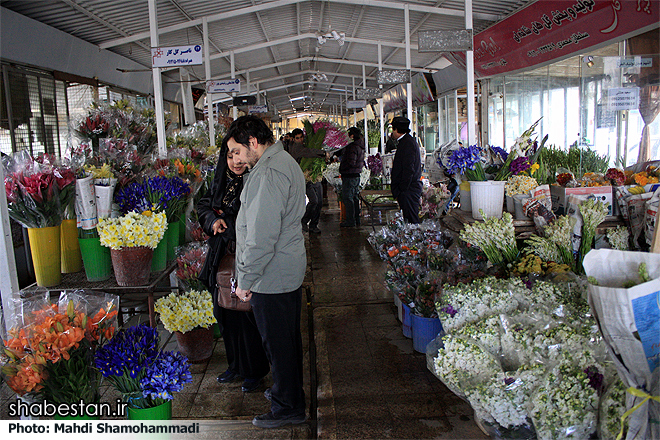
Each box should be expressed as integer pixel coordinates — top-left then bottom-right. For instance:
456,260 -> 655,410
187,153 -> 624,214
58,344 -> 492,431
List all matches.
378,42 -> 385,155
203,17 -> 215,147
0,164 -> 19,333
148,0 -> 167,158
231,51 -> 238,120
465,0 -> 476,145
405,4 -> 413,125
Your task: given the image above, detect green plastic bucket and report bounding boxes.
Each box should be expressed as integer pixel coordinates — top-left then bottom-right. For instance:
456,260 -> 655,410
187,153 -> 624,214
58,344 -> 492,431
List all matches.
151,237 -> 167,272
127,400 -> 172,420
78,237 -> 112,282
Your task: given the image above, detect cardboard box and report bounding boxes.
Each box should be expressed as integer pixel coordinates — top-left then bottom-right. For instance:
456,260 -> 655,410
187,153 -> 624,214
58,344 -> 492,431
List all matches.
550,185 -> 615,216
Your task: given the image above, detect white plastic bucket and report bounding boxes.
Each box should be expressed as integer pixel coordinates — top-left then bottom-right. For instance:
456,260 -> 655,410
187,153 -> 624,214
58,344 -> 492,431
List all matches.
470,180 -> 505,220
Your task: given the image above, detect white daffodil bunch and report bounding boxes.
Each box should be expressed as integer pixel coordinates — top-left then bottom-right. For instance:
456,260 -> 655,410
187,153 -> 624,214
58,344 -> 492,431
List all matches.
154,289 -> 215,334
606,225 -> 630,251
523,235 -> 562,264
97,210 -> 167,250
460,211 -> 518,267
505,175 -> 538,197
433,334 -> 502,398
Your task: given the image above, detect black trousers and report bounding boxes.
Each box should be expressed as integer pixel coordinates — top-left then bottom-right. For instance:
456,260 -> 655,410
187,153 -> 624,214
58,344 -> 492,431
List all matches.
397,190 -> 422,224
212,290 -> 270,380
302,181 -> 323,228
250,288 -> 306,417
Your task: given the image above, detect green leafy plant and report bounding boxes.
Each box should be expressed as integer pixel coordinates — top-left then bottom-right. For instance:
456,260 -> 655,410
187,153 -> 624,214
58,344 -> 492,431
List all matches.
538,143 -> 609,178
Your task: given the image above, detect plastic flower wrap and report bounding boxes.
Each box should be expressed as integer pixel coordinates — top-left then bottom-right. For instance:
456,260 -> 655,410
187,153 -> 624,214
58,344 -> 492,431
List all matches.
97,210 -> 166,250
451,315 -> 502,357
4,151 -> 62,228
175,242 -> 208,291
529,351 -> 604,440
94,324 -> 192,409
505,175 -> 538,197
154,289 -> 215,334
2,290 -> 118,402
419,181 -> 451,219
459,211 -> 518,268
322,162 -> 342,190
466,365 -> 545,431
432,334 -> 502,398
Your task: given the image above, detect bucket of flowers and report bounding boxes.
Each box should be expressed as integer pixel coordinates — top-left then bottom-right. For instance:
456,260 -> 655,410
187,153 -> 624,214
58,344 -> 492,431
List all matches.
1,289 -> 118,418
97,210 -> 167,286
94,324 -> 192,419
154,289 -> 216,363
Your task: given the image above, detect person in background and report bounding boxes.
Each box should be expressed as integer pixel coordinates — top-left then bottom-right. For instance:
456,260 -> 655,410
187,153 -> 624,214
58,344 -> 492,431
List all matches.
339,126 -> 365,228
287,127 -> 326,234
226,115 -> 307,429
197,138 -> 270,394
390,116 -> 422,224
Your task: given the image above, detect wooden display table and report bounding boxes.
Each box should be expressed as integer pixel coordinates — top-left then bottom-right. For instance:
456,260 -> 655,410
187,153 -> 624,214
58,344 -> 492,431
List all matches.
443,209 -> 625,239
29,262 -> 177,328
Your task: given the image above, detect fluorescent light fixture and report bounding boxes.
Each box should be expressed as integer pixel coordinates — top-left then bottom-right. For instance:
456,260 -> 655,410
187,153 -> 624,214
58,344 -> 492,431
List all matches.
290,96 -> 307,101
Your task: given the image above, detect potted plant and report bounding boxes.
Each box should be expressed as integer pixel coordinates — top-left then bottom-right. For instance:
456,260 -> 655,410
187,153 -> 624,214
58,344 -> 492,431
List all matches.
154,289 -> 216,363
94,324 -> 192,420
1,290 -> 118,418
97,210 -> 167,286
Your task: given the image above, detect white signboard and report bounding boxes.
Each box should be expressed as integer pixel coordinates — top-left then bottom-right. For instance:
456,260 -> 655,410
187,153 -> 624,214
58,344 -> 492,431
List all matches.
607,87 -> 640,111
206,79 -> 241,93
346,100 -> 367,109
617,58 -> 653,68
248,105 -> 268,114
151,45 -> 203,67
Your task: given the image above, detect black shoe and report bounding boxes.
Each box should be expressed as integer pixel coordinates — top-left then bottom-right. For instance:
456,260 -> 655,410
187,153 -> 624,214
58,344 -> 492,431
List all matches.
241,377 -> 263,393
217,369 -> 239,383
309,226 -> 321,234
340,222 -> 355,227
264,387 -> 272,401
252,411 -> 307,429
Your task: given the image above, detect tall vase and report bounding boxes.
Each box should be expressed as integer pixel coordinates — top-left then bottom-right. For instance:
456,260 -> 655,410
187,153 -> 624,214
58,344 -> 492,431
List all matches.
469,180 -> 506,220
110,246 -> 153,286
151,237 -> 167,272
78,237 -> 112,282
60,219 -> 82,273
27,225 -> 61,287
166,221 -> 180,262
174,326 -> 214,363
127,400 -> 172,420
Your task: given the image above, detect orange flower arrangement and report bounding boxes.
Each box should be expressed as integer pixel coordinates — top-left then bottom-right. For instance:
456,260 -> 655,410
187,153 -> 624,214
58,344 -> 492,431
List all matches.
2,293 -> 118,398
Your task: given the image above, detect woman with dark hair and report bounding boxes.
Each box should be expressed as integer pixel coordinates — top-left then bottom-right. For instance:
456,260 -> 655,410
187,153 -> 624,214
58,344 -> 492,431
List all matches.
339,126 -> 366,228
197,138 -> 270,393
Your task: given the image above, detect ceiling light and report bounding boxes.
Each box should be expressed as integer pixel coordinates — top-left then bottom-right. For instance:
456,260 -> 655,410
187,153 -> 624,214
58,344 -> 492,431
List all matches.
290,96 -> 306,101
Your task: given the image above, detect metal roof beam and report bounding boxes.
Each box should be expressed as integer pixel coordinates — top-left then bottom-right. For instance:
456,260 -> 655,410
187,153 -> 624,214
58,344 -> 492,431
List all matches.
99,0 -> 501,49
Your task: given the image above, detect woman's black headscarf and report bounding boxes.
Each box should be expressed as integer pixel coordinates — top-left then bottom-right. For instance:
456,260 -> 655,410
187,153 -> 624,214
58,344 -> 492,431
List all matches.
197,138 -> 247,290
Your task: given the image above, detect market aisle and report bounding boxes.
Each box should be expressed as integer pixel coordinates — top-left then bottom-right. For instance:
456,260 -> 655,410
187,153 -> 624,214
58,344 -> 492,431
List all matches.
310,203 -> 488,440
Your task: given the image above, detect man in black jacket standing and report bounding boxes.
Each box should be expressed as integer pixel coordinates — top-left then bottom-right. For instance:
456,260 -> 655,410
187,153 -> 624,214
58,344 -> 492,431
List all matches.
390,116 -> 422,224
339,126 -> 365,227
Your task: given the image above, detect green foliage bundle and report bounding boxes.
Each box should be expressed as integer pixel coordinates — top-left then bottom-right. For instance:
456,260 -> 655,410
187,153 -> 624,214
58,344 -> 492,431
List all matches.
538,143 -> 609,179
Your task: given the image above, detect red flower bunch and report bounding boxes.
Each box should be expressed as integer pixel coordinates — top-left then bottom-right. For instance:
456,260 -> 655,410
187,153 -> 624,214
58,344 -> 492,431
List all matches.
605,168 -> 626,186
175,242 -> 208,291
556,172 -> 575,187
5,170 -> 61,228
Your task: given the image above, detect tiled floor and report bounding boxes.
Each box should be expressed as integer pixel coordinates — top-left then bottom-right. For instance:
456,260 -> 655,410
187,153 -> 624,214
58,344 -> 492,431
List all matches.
1,194 -> 487,439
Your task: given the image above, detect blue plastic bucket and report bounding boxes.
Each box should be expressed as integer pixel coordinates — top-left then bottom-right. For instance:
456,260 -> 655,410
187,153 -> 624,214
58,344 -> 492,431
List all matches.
411,314 -> 443,353
401,302 -> 412,338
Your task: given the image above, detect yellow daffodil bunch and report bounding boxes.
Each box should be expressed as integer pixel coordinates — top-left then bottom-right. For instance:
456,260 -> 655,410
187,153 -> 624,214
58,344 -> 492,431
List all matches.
97,210 -> 166,250
154,289 -> 215,333
84,163 -> 115,179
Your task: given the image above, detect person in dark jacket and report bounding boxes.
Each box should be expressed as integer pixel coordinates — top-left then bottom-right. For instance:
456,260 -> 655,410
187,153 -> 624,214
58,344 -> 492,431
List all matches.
390,116 -> 422,224
339,126 -> 365,228
197,138 -> 270,393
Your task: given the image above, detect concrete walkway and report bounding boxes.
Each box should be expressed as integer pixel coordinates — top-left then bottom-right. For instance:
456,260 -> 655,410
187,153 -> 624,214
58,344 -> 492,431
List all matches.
0,197 -> 487,440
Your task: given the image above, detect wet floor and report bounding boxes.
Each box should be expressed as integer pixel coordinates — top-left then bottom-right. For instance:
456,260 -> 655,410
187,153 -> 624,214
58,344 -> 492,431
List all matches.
0,193 -> 488,440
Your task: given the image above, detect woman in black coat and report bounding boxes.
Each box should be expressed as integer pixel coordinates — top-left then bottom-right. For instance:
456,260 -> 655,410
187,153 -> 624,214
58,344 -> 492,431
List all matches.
197,138 -> 269,393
